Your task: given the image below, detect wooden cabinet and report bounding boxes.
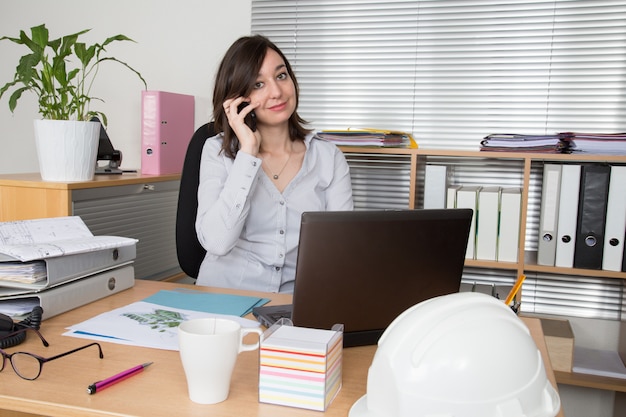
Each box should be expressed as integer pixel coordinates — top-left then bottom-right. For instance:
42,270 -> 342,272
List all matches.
0,172 -> 182,281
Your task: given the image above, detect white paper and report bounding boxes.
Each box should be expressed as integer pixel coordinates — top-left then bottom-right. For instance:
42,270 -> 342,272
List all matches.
0,216 -> 92,245
0,217 -> 137,261
573,346 -> 626,379
64,301 -> 260,351
0,261 -> 47,283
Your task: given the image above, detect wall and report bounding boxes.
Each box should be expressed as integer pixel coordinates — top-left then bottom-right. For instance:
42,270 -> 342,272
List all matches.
0,0 -> 252,174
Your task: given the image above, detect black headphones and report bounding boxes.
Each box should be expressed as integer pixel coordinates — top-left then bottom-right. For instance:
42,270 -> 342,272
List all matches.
0,306 -> 44,349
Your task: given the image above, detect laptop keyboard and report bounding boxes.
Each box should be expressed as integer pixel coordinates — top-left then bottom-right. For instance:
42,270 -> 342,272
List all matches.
269,311 -> 291,321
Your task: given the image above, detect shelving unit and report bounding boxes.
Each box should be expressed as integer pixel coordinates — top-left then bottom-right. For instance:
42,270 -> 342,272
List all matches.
339,146 -> 626,396
339,146 -> 626,280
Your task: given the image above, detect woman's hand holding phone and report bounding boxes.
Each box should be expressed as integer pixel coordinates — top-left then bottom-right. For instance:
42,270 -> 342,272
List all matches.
237,102 -> 257,132
224,97 -> 260,155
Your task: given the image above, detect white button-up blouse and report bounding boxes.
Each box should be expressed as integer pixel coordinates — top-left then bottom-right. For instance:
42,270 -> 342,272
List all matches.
195,132 -> 354,293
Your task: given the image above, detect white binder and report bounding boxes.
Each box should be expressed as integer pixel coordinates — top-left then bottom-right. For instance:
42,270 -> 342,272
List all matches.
537,164 -> 562,266
423,164 -> 448,209
0,265 -> 135,320
498,187 -> 522,263
602,165 -> 626,271
555,164 -> 581,267
0,246 -> 136,293
456,185 -> 482,259
476,186 -> 500,261
446,185 -> 462,208
0,216 -> 137,292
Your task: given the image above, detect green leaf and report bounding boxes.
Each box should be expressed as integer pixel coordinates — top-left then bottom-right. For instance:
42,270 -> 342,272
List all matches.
66,68 -> 80,83
74,43 -> 96,67
87,110 -> 107,126
102,34 -> 135,47
0,79 -> 19,100
8,86 -> 30,112
96,57 -> 148,90
52,55 -> 68,86
30,24 -> 48,49
18,29 -> 39,54
59,34 -> 78,59
0,35 -> 24,44
48,37 -> 61,53
16,53 -> 42,83
60,29 -> 90,55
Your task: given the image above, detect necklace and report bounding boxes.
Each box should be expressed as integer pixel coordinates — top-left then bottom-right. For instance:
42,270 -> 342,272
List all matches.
264,151 -> 292,180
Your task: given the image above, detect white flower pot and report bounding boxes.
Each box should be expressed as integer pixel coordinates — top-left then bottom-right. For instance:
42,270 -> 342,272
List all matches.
34,119 -> 100,182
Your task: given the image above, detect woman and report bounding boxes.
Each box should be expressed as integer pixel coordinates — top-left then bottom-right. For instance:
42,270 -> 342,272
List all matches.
195,35 -> 353,293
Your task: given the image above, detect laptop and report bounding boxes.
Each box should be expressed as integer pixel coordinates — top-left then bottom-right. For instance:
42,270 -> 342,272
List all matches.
253,208 -> 473,347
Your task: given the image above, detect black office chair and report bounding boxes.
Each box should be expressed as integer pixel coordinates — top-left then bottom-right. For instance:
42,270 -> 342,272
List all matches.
175,122 -> 217,279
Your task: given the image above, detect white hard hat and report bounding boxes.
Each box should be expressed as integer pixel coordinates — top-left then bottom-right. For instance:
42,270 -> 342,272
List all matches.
349,292 -> 560,417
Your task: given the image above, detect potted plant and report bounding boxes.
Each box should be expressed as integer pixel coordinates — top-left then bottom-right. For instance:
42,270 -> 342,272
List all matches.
0,24 -> 147,181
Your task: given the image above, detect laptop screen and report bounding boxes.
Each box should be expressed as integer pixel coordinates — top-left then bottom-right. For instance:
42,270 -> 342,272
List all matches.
290,208 -> 472,346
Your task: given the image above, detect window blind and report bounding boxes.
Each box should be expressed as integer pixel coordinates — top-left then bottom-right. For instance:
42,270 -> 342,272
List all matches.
251,0 -> 626,320
252,0 -> 626,149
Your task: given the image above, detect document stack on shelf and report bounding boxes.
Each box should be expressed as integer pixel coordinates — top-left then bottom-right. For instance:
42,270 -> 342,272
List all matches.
537,163 -> 626,272
480,133 -> 571,153
564,132 -> 626,155
316,128 -> 417,148
0,216 -> 137,319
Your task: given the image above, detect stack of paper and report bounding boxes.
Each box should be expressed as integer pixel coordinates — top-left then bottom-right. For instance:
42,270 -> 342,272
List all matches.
480,133 -> 571,153
317,128 -> 417,148
259,322 -> 343,411
0,261 -> 46,284
564,132 -> 626,155
573,346 -> 626,379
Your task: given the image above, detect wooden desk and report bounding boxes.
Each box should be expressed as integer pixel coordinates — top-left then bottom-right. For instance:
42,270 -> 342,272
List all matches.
0,280 -> 564,417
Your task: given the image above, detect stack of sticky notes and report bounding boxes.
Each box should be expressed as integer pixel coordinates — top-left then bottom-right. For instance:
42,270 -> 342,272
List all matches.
259,322 -> 343,411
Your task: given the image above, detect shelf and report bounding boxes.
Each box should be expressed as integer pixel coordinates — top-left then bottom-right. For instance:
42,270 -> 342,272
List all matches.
524,264 -> 626,280
339,146 -> 626,163
523,251 -> 626,280
555,370 -> 626,393
340,147 -> 626,280
338,146 -> 415,155
464,258 -> 520,271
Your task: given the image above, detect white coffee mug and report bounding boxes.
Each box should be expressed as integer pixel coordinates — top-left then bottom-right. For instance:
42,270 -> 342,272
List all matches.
178,317 -> 263,404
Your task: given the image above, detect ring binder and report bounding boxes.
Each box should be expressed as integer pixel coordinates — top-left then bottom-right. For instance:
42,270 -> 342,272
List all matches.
573,164 -> 611,270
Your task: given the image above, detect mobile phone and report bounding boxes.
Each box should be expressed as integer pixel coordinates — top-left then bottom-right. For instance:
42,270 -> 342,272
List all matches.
237,102 -> 257,132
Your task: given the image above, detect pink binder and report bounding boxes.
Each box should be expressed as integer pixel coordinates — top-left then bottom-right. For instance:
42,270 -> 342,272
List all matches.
141,91 -> 195,175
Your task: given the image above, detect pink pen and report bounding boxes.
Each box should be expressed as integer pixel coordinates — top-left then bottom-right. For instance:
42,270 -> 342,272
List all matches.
87,362 -> 153,394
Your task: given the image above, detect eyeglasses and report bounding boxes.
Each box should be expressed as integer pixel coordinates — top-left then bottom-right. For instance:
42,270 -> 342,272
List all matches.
0,328 -> 104,380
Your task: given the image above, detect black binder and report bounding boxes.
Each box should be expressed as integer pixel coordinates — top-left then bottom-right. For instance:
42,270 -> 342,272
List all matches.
623,229 -> 626,272
573,164 -> 611,270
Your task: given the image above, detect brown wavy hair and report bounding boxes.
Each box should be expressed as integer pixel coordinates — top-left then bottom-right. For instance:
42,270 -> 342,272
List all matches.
212,35 -> 310,159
